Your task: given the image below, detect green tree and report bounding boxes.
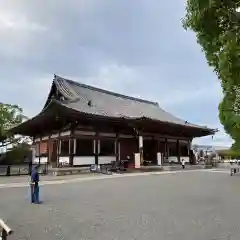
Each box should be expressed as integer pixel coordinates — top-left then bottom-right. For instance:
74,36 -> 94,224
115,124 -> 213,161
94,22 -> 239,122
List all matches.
218,149 -> 240,158
4,142 -> 31,164
182,0 -> 240,149
0,103 -> 27,147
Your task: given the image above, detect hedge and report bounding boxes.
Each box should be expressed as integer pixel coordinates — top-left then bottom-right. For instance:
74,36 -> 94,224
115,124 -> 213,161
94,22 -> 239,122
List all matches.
217,150 -> 240,158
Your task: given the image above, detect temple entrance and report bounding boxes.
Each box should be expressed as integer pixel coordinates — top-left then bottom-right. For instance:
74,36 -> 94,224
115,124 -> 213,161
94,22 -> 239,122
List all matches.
143,139 -> 158,165
120,138 -> 138,162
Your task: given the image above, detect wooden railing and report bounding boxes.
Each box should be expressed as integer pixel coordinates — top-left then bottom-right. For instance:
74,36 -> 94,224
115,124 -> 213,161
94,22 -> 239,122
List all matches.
0,219 -> 13,240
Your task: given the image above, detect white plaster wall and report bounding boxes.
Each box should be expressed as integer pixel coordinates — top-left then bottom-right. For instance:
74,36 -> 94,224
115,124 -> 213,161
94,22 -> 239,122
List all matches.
98,156 -> 115,164
59,157 -> 70,164
33,157 -> 48,164
168,156 -> 178,163
168,156 -> 190,163
73,156 -> 95,165
180,156 -> 190,163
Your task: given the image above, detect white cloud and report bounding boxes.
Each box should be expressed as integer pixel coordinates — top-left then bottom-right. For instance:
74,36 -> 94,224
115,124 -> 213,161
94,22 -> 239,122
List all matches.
0,12 -> 47,31
1,74 -> 53,117
159,81 -> 222,107
0,7 -> 48,59
193,123 -> 233,147
61,63 -> 139,92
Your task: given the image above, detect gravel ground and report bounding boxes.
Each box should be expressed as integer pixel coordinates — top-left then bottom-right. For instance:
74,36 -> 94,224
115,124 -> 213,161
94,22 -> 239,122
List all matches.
1,171 -> 240,240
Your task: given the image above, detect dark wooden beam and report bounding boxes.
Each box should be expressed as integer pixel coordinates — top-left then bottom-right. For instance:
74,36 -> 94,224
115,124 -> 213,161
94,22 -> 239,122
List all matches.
94,131 -> 99,165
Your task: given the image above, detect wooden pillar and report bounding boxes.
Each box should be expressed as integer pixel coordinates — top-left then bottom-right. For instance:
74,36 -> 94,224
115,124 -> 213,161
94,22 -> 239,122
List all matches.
38,138 -> 41,165
188,140 -> 191,155
94,132 -> 99,165
177,139 -> 180,163
69,128 -> 74,166
69,139 -> 74,167
47,136 -> 51,165
115,132 -> 120,162
57,132 -> 61,167
164,138 -> 168,160
188,139 -> 193,164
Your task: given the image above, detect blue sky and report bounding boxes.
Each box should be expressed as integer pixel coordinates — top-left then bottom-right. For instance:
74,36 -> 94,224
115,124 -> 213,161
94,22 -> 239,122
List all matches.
0,0 -> 233,147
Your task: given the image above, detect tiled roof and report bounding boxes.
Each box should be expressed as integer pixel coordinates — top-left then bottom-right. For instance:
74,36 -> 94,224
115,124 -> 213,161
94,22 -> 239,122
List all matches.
53,75 -> 214,131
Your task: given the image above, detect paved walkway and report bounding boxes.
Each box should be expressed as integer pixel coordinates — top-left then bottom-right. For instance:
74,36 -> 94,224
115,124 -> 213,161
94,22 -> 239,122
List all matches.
0,170 -> 238,240
0,169 -> 213,189
0,173 -> 94,185
0,164 -> 205,185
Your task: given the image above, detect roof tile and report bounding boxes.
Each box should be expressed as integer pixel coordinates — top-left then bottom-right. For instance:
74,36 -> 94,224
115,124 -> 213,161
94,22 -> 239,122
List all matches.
54,75 -> 212,130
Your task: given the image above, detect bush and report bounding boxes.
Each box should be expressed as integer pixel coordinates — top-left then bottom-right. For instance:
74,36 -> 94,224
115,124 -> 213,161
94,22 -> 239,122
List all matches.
1,143 -> 31,165
218,150 -> 240,158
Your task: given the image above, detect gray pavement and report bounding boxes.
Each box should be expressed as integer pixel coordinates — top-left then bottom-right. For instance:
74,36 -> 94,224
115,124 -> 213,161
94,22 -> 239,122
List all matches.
0,173 -> 95,185
0,164 -> 205,185
1,170 -> 240,240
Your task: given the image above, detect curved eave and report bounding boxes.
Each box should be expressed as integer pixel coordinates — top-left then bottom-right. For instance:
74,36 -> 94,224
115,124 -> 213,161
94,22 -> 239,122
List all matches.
9,99 -> 217,138
57,102 -> 217,138
8,100 -> 61,136
136,117 -> 218,137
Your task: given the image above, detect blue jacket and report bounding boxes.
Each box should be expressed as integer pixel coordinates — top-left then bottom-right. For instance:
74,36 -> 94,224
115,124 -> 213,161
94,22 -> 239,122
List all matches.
31,167 -> 39,186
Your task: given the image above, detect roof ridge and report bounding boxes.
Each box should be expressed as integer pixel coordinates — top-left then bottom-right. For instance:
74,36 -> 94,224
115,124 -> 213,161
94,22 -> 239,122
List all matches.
54,75 -> 159,106
54,75 -> 80,101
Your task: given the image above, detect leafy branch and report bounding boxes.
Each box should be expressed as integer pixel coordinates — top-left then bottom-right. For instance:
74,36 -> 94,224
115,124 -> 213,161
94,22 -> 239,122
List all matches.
0,103 -> 29,147
183,0 -> 240,149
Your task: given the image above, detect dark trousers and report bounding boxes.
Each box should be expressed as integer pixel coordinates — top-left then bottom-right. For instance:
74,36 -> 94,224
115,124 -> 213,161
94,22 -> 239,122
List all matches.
31,184 -> 40,203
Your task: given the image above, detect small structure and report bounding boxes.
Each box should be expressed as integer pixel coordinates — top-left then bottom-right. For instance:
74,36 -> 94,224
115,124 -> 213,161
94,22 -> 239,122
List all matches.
10,75 -> 216,168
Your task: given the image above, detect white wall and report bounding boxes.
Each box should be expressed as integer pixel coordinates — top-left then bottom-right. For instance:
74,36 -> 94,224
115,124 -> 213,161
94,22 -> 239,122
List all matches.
33,157 -> 48,164
59,157 -> 70,164
168,156 -> 178,163
98,156 -> 115,164
73,156 -> 95,166
167,156 -> 190,163
180,156 -> 190,163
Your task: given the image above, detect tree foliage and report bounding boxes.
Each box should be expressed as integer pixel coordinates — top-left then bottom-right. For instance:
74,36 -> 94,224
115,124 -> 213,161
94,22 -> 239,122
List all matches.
182,0 -> 240,148
218,149 -> 240,158
0,103 -> 26,146
0,142 -> 31,165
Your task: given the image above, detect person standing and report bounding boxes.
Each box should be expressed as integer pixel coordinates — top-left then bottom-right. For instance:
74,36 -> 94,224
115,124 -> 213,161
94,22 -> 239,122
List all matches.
30,165 -> 40,204
181,158 -> 185,169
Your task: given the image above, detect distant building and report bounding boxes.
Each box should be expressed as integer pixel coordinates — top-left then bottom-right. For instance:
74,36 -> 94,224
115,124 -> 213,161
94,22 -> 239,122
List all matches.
192,144 -> 229,160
